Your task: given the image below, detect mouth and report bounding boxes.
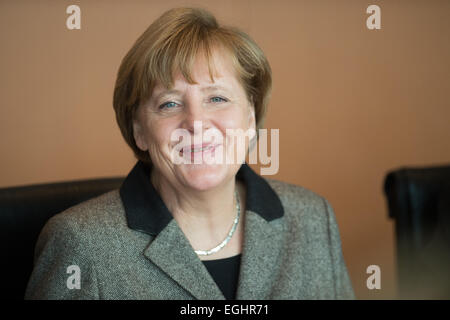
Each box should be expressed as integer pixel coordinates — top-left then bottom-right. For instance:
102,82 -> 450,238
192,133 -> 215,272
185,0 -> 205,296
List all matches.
176,143 -> 222,163
181,143 -> 218,154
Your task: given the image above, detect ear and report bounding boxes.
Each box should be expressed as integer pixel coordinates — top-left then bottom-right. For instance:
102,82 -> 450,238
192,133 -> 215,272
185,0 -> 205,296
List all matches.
248,107 -> 256,128
132,119 -> 148,152
247,103 -> 257,151
247,102 -> 256,133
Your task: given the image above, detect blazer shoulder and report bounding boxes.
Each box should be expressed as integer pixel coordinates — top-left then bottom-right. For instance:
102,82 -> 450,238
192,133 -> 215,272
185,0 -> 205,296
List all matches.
27,191 -> 123,300
265,178 -> 328,211
43,189 -> 126,236
264,178 -> 335,230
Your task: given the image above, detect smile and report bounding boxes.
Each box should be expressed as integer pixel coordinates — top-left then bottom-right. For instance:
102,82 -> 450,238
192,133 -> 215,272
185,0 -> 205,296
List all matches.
181,143 -> 218,155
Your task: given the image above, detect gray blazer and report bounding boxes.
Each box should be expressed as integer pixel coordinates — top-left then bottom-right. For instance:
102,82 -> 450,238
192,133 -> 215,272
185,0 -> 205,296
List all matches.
25,162 -> 355,300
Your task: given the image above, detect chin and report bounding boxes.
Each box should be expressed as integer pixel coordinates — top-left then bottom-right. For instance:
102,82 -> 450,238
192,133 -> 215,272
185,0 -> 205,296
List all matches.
178,163 -> 231,191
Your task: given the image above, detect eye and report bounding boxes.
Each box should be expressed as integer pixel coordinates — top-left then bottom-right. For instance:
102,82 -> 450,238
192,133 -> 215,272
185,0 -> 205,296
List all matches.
210,96 -> 228,103
159,101 -> 179,110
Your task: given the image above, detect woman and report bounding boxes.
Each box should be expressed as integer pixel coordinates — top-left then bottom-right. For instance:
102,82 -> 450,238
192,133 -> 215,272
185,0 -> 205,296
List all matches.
25,7 -> 354,300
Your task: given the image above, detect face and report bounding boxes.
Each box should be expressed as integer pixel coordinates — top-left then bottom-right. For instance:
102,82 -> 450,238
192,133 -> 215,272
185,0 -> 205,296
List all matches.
133,49 -> 256,192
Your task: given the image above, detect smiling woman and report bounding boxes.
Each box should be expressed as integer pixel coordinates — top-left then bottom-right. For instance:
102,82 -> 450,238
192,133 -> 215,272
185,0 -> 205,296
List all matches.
25,7 -> 355,300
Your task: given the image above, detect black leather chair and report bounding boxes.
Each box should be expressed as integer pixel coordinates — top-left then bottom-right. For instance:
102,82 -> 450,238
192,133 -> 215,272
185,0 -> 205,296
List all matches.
0,177 -> 124,300
384,164 -> 450,299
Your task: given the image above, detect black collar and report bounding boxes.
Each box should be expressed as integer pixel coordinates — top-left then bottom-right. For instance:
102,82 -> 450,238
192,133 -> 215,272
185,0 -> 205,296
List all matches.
119,161 -> 284,236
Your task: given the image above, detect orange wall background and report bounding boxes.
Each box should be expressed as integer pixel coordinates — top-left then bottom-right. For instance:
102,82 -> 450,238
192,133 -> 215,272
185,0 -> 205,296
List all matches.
1,0 -> 449,299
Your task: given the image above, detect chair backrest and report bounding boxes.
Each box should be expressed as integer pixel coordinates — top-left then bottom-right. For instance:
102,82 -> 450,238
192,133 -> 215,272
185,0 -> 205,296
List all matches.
0,177 -> 124,300
384,164 -> 450,299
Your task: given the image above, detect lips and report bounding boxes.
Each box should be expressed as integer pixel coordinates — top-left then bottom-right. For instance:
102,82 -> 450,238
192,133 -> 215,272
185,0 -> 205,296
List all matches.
181,143 -> 218,155
174,143 -> 221,164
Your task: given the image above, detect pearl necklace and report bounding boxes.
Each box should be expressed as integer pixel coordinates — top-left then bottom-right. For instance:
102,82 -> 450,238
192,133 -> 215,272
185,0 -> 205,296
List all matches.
194,190 -> 241,256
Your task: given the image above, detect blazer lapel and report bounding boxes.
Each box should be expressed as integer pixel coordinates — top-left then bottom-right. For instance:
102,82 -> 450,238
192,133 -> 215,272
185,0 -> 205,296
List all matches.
143,219 -> 225,300
236,210 -> 285,299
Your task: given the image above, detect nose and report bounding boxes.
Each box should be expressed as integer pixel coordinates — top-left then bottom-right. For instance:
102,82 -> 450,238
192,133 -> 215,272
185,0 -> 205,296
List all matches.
181,97 -> 212,134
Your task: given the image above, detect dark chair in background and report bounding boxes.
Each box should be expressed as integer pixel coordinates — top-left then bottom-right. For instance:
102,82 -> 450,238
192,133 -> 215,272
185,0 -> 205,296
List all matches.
0,177 -> 124,300
384,164 -> 450,299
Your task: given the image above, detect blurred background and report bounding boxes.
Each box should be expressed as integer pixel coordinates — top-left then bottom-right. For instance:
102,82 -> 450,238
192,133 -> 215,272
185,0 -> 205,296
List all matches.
1,0 -> 449,299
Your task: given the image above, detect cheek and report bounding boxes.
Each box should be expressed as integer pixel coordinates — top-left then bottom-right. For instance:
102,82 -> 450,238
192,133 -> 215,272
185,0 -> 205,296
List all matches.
145,118 -> 177,147
215,107 -> 250,131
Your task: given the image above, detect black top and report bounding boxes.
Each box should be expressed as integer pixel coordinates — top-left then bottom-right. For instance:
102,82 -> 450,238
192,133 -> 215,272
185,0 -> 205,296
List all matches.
202,254 -> 242,300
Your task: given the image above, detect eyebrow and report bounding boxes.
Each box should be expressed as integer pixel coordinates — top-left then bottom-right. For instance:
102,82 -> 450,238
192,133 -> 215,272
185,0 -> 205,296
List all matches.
152,89 -> 182,102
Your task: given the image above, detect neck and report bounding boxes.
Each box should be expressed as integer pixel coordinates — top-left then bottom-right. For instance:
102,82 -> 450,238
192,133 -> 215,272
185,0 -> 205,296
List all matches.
150,169 -> 237,233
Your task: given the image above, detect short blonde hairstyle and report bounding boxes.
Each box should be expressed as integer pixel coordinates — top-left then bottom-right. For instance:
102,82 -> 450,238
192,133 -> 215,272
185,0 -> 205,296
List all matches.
113,7 -> 272,164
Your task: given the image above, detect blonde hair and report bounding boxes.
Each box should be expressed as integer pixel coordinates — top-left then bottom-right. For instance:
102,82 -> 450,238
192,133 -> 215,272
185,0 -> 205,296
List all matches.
113,7 -> 272,164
